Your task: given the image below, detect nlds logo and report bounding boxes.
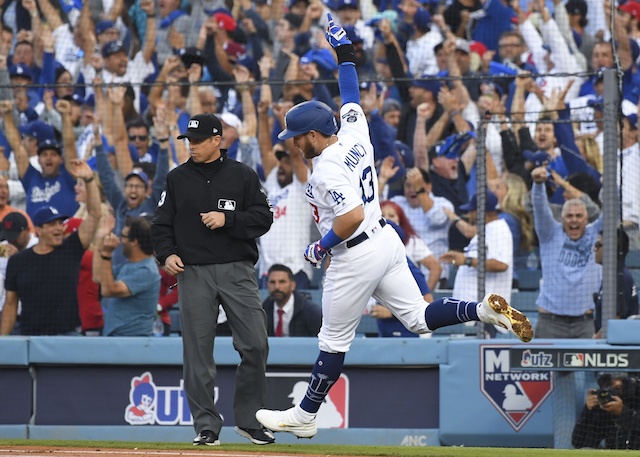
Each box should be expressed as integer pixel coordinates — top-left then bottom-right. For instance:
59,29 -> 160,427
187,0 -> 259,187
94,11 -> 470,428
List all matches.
562,352 -> 629,368
481,346 -> 553,431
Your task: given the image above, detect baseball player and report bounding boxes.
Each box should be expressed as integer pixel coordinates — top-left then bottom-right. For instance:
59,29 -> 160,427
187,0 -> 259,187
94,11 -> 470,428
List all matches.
256,14 -> 533,439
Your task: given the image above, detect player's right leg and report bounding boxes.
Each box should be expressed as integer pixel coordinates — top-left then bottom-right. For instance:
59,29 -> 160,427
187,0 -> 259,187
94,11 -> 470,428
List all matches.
373,240 -> 533,342
477,293 -> 533,343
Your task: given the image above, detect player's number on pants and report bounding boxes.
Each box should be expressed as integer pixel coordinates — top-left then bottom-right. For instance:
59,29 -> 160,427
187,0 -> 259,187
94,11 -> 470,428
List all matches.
359,166 -> 374,204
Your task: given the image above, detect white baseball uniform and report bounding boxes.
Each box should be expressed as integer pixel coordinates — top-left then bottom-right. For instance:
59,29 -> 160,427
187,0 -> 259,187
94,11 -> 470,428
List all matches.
260,168 -> 313,280
306,103 -> 431,353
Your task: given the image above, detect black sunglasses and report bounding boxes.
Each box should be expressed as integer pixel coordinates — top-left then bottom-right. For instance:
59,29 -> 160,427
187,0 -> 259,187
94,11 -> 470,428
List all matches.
128,135 -> 148,141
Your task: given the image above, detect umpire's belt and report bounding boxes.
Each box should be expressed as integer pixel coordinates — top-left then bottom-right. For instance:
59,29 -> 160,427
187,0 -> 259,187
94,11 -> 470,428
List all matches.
346,218 -> 387,249
537,309 -> 594,322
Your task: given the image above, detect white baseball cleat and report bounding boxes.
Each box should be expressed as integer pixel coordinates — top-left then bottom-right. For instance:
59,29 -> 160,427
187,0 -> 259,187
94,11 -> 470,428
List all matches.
255,407 -> 317,438
479,293 -> 533,343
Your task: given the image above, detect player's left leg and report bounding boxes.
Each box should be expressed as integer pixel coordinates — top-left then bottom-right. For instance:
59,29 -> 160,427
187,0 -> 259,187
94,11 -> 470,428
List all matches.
374,248 -> 533,342
257,233 -> 388,437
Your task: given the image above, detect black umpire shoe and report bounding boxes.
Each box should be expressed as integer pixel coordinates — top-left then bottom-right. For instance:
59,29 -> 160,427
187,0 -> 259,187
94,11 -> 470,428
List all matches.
193,430 -> 220,446
234,426 -> 276,444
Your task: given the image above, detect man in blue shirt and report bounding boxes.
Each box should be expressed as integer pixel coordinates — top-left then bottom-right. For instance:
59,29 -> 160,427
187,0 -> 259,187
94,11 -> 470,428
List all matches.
94,216 -> 160,336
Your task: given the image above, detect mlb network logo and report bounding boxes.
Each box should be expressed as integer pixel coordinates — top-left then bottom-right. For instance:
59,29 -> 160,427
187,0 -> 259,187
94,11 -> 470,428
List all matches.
481,346 -> 554,431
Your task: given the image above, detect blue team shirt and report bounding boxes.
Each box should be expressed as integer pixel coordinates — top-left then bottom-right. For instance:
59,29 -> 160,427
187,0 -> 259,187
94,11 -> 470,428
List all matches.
22,164 -> 79,219
103,257 -> 161,336
532,182 -> 602,315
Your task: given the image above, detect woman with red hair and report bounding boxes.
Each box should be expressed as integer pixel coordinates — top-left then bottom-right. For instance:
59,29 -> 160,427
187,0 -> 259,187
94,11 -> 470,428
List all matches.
380,200 -> 442,292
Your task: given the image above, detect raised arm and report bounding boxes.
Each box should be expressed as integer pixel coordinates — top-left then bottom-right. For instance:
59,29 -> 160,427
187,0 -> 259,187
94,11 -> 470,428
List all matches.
55,99 -> 77,169
68,159 -> 102,249
257,54 -> 276,178
109,86 -> 132,175
35,0 -> 62,32
325,13 -> 359,106
186,64 -> 203,115
0,101 -> 29,178
139,0 -> 157,64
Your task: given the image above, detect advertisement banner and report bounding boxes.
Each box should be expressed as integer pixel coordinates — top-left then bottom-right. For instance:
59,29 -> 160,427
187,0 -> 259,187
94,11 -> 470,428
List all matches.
34,366 -> 438,428
509,348 -> 640,371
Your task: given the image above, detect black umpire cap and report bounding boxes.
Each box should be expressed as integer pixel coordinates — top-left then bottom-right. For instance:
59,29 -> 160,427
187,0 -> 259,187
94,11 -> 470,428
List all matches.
177,113 -> 223,140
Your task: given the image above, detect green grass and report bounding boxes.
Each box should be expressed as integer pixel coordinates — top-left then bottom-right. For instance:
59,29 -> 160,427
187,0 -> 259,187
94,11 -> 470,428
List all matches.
0,440 -> 634,456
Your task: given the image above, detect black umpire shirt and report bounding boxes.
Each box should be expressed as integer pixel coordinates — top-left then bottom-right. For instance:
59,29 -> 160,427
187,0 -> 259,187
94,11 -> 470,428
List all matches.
152,152 -> 273,266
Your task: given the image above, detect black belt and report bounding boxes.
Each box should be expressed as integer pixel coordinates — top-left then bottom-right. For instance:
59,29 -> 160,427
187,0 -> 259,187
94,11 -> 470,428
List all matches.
539,312 -> 594,322
346,218 -> 386,249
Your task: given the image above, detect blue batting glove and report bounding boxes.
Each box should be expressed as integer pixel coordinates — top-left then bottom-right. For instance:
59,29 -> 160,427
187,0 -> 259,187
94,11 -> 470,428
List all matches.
304,240 -> 328,269
325,13 -> 351,48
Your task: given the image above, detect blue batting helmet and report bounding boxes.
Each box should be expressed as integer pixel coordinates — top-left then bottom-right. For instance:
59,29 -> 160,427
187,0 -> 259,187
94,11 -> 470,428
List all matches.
278,101 -> 338,141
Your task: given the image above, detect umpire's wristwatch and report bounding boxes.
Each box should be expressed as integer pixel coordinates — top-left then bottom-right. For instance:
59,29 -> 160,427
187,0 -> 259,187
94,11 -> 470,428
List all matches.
464,257 -> 474,267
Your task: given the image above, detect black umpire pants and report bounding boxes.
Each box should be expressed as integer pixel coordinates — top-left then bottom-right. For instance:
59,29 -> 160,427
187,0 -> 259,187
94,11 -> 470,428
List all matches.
179,261 -> 269,435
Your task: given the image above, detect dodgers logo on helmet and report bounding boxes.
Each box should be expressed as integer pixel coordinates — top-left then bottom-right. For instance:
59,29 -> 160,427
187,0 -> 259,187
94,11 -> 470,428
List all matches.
480,345 -> 553,431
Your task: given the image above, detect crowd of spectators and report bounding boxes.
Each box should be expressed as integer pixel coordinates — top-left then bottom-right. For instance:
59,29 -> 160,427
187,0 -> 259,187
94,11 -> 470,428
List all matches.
0,0 -> 638,341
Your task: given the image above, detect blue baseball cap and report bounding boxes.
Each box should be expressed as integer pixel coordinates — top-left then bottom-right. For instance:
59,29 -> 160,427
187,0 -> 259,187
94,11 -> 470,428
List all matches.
125,170 -> 149,189
37,138 -> 63,155
359,80 -> 383,95
96,20 -> 116,35
523,150 -> 551,167
336,0 -> 358,9
102,40 -> 127,58
433,131 -> 476,160
414,7 -> 431,30
19,120 -> 55,141
411,76 -> 441,95
9,64 -> 33,81
32,206 -> 68,226
460,191 -> 498,212
300,49 -> 338,72
586,95 -> 604,111
625,113 -> 638,129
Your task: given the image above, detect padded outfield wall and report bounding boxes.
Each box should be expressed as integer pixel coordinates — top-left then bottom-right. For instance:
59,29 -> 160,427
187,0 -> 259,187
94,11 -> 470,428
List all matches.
1,320 -> 639,447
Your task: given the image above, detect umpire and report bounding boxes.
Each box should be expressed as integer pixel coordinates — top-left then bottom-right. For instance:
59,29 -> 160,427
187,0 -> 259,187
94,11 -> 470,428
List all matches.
151,113 -> 274,446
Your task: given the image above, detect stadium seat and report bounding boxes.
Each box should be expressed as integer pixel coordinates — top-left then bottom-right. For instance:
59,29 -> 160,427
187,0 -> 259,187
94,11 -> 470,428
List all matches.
515,268 -> 542,291
627,250 -> 640,268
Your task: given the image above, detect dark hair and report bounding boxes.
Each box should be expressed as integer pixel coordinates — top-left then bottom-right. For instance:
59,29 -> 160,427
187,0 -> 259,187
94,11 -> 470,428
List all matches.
598,227 -> 630,261
418,167 -> 431,184
499,30 -> 525,46
126,117 -> 149,132
268,263 -> 294,280
133,161 -> 156,181
566,172 -> 601,206
284,13 -> 303,30
55,65 -> 70,82
124,216 -> 154,255
14,40 -> 33,49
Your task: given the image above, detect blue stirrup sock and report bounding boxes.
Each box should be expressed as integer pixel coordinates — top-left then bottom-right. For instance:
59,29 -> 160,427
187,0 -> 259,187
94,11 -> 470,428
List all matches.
424,297 -> 479,330
299,351 -> 346,414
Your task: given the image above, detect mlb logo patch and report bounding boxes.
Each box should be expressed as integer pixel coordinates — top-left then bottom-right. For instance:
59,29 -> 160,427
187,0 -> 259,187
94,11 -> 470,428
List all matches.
218,199 -> 236,211
480,345 -> 553,431
188,120 -> 199,129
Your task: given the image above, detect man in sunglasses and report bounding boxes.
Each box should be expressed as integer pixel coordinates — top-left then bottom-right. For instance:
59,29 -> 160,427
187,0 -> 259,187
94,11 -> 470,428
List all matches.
127,118 -> 159,164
